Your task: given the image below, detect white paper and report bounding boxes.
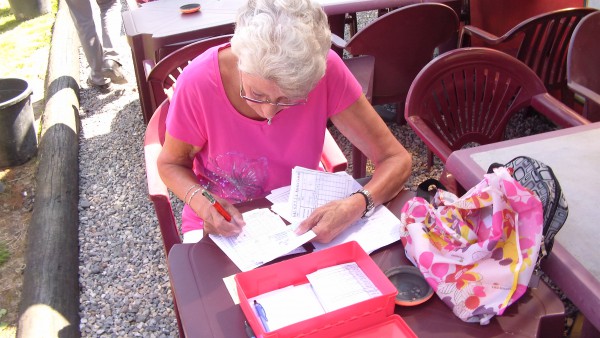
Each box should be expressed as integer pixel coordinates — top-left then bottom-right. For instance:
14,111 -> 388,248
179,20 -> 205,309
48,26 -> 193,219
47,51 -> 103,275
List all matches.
267,167 -> 401,255
289,167 -> 359,219
249,284 -> 325,332
266,186 -> 291,204
209,208 -> 316,271
223,274 -> 240,304
270,202 -> 300,224
306,262 -> 381,313
311,205 -> 402,254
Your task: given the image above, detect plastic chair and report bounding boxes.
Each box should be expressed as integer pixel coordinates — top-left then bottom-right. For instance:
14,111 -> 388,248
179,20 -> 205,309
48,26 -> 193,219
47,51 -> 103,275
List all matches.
143,100 -> 185,337
332,3 -> 459,125
405,47 -> 590,192
144,35 -> 234,116
567,11 -> 600,122
459,7 -> 598,105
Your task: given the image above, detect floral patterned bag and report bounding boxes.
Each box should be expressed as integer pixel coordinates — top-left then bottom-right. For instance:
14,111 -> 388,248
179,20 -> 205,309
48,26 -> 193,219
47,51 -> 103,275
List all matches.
399,167 -> 544,325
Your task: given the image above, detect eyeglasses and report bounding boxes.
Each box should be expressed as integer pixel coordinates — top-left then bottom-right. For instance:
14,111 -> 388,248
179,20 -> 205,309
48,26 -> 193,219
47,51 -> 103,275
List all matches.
239,73 -> 307,107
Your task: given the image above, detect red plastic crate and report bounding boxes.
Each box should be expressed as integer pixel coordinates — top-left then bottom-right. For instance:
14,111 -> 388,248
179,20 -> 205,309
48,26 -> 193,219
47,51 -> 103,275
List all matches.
235,241 -> 403,338
342,315 -> 417,338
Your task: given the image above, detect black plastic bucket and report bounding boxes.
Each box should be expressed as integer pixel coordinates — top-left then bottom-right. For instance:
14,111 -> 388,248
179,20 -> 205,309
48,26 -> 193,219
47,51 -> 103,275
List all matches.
0,78 -> 37,168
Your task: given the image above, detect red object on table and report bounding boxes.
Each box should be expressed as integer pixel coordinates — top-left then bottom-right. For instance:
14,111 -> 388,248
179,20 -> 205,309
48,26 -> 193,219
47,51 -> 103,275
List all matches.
235,241 -> 413,337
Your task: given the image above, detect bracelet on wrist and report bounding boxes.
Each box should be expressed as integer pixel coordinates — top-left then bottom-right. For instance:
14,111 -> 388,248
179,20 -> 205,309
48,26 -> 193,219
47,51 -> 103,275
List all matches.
184,184 -> 202,204
186,187 -> 205,206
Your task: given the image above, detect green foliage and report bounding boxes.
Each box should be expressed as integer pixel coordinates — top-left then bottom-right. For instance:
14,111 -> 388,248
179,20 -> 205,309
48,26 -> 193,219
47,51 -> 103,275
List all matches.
0,241 -> 9,267
0,0 -> 58,79
0,308 -> 11,337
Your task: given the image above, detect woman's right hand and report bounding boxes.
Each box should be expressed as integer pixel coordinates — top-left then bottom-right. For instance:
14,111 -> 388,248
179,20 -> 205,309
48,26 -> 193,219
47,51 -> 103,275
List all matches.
158,132 -> 245,237
190,195 -> 246,237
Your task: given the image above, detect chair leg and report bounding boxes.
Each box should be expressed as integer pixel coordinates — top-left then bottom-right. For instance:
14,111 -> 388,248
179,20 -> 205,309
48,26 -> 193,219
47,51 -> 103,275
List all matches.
394,103 -> 407,125
560,85 -> 575,109
352,145 -> 367,178
169,277 -> 185,337
173,298 -> 185,338
427,150 -> 434,169
439,168 -> 465,196
345,12 -> 358,37
377,8 -> 393,17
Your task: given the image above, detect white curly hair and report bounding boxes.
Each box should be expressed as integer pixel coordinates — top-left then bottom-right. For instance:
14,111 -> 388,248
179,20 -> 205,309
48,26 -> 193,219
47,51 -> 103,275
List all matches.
230,0 -> 332,98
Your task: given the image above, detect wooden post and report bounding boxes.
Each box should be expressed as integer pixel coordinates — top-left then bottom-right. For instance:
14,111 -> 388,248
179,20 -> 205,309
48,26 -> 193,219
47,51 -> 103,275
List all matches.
17,0 -> 81,337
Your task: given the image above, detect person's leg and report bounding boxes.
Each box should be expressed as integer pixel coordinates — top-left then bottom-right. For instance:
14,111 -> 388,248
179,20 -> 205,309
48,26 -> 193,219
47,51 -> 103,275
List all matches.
96,0 -> 122,59
64,0 -> 110,87
96,0 -> 127,83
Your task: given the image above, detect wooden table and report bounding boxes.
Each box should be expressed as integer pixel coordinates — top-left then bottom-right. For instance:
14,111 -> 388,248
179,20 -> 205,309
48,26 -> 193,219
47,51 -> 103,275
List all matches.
122,0 -> 424,122
167,191 -> 565,337
446,122 -> 600,337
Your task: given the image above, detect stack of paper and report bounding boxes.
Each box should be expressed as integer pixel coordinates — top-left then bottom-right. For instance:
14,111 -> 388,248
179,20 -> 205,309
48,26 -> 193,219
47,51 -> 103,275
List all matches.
209,208 -> 315,272
212,167 -> 402,272
270,167 -> 403,254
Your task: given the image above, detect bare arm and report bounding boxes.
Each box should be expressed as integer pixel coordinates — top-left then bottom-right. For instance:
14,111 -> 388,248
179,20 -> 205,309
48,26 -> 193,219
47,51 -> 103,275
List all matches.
157,132 -> 245,236
296,95 -> 412,242
332,95 -> 412,204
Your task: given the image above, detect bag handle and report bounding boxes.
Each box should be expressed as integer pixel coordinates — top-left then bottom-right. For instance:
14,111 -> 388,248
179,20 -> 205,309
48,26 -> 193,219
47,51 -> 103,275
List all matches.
416,178 -> 447,203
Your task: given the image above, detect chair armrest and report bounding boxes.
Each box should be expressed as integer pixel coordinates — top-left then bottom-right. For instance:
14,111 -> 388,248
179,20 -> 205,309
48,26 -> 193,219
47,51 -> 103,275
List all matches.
406,116 -> 453,163
459,25 -> 502,47
331,34 -> 348,49
568,82 -> 600,107
531,93 -> 590,127
144,137 -> 181,255
343,55 -> 375,102
144,143 -> 169,198
143,59 -> 156,80
144,102 -> 170,198
321,129 -> 348,173
144,105 -> 182,254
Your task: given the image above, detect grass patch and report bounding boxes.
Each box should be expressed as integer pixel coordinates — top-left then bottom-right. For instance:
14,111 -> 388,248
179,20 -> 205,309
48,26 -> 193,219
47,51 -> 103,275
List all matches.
0,0 -> 58,81
0,241 -> 8,266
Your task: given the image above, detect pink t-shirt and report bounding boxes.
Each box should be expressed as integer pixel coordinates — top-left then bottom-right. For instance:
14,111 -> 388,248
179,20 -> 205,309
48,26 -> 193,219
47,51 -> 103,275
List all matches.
167,44 -> 362,233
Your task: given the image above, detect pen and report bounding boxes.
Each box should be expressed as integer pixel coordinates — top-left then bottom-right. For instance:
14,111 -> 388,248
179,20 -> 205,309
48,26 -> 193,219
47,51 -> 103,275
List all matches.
201,189 -> 232,222
244,320 -> 256,338
254,300 -> 270,332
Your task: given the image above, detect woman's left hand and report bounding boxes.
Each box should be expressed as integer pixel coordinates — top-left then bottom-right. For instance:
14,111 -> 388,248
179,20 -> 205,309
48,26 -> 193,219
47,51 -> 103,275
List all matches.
295,194 -> 365,243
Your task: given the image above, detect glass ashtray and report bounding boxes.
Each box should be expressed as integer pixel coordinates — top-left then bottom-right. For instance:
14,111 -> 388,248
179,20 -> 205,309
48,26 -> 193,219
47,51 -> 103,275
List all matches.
385,265 -> 433,306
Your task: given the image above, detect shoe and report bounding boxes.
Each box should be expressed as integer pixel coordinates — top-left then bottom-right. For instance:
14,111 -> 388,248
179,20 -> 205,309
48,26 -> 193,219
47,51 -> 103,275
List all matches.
87,75 -> 111,92
102,59 -> 127,84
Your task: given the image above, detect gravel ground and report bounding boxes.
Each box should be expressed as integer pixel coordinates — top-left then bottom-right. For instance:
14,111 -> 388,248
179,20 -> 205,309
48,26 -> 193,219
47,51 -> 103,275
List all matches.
75,6 -> 575,337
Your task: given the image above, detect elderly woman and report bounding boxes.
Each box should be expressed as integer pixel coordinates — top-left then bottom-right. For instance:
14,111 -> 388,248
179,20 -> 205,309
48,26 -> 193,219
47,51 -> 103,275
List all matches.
157,0 -> 412,243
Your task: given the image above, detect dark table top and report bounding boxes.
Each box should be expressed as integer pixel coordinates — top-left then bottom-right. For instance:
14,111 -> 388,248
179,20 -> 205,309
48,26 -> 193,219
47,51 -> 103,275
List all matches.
168,190 -> 565,337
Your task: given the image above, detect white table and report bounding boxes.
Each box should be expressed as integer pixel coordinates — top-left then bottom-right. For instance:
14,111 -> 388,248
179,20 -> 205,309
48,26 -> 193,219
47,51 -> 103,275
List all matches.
446,122 -> 600,336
